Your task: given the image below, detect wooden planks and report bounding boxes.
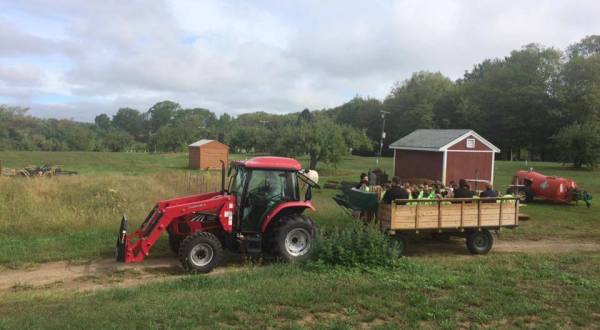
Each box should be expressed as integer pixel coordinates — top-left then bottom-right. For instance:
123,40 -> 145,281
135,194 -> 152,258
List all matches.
378,197 -> 519,230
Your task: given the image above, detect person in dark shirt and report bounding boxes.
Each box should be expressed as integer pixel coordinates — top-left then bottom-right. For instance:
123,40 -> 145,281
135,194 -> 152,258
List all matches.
383,176 -> 409,204
453,179 -> 474,199
355,173 -> 369,191
479,182 -> 499,202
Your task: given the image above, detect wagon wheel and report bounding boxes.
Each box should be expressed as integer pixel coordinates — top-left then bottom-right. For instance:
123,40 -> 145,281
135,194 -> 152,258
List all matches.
517,187 -> 533,203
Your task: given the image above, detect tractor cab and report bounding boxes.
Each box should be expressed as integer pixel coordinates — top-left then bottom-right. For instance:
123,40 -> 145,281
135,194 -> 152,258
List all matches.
227,157 -> 317,234
116,156 -> 319,274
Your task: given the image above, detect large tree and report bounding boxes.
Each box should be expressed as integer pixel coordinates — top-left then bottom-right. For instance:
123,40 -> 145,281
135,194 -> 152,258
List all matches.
562,35 -> 600,123
273,113 -> 371,169
383,71 -> 454,143
112,108 -> 143,137
147,101 -> 181,133
458,44 -> 563,160
553,121 -> 600,168
330,97 -> 383,153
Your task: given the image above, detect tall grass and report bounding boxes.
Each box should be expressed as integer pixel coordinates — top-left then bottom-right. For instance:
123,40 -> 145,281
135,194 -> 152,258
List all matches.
0,172 -> 222,235
0,173 -> 222,264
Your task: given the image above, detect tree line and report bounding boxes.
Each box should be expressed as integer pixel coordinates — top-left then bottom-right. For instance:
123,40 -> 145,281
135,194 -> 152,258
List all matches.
1,35 -> 600,168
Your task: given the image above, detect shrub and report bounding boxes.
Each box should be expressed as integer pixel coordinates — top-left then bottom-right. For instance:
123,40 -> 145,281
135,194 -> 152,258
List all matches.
311,220 -> 401,268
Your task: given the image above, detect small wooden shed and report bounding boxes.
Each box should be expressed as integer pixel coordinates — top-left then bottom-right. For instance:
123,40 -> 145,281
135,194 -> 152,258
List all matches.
389,129 -> 500,185
188,139 -> 229,170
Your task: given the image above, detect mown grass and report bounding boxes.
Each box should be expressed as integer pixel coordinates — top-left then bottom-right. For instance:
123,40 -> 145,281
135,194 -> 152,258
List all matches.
0,253 -> 599,328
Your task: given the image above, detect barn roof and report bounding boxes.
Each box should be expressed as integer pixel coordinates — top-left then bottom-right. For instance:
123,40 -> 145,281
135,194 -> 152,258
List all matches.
188,139 -> 228,148
389,129 -> 500,152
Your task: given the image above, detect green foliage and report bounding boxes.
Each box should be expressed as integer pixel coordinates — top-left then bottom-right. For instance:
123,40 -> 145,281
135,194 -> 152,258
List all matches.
384,71 -> 454,141
278,114 -> 372,169
312,221 -> 401,268
112,108 -> 144,137
456,44 -> 564,159
553,121 -> 600,168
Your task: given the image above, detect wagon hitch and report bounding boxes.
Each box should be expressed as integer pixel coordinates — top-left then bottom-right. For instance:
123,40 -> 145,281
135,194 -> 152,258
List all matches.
115,215 -> 128,262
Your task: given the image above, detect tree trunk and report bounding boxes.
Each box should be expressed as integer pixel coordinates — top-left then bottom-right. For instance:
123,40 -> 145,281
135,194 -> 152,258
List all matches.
309,154 -> 319,170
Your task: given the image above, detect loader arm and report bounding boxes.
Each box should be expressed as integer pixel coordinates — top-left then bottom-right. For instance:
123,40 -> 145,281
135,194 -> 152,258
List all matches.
116,192 -> 234,263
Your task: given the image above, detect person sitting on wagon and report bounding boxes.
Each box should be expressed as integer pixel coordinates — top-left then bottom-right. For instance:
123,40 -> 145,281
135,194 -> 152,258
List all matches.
453,179 -> 474,199
479,182 -> 499,202
383,176 -> 409,204
355,173 -> 370,192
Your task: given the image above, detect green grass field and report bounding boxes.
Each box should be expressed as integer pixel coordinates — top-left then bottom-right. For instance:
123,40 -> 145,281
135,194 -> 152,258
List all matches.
0,151 -> 599,328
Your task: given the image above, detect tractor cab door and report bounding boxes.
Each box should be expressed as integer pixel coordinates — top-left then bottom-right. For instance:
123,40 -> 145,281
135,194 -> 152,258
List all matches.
240,170 -> 298,233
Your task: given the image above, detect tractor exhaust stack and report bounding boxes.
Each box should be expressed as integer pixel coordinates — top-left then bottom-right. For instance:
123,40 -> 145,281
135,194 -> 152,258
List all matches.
220,160 -> 226,194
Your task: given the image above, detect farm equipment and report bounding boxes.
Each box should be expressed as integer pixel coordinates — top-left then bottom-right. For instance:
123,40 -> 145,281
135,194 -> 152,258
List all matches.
0,163 -> 78,177
116,157 -> 319,273
334,187 -> 519,255
508,169 -> 591,208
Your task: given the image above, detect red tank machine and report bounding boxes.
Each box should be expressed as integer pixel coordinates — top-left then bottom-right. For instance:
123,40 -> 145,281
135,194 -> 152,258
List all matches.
508,169 -> 591,208
116,157 -> 319,273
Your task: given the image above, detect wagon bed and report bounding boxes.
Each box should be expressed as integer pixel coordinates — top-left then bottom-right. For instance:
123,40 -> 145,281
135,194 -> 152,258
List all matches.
378,197 -> 519,232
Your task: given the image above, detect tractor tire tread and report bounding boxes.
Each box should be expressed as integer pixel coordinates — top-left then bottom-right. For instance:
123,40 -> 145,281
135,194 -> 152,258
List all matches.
272,213 -> 316,262
178,231 -> 223,273
466,229 -> 493,255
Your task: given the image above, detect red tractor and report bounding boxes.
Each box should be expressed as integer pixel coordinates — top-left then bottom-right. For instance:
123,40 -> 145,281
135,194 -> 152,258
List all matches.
508,169 -> 592,208
116,157 -> 319,273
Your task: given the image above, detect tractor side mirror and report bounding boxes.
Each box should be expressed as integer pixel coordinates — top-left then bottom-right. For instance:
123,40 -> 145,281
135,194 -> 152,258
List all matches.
305,185 -> 312,201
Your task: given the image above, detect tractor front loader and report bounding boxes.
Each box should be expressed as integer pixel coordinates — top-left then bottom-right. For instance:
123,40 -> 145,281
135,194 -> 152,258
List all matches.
116,157 -> 319,273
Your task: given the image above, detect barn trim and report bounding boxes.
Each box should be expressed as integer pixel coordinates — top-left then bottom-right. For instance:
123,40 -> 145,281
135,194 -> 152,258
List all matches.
392,149 -> 397,177
440,131 -> 500,153
446,150 -> 496,153
442,150 -> 448,184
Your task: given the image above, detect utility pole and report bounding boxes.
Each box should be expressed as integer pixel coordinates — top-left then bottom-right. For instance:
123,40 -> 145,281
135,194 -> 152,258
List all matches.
377,110 -> 390,165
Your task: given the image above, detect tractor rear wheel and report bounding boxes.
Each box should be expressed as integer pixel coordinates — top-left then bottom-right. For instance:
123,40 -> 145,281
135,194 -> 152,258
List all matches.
178,231 -> 223,273
273,214 -> 315,262
466,229 -> 493,255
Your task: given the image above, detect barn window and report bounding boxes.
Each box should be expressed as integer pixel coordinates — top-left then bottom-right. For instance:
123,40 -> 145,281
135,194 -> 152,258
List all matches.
466,138 -> 475,149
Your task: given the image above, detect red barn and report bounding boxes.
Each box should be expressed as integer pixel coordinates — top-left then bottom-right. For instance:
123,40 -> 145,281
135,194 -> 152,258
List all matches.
389,129 -> 500,186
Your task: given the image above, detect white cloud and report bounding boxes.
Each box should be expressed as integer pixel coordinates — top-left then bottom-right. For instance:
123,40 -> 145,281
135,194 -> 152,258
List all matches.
0,0 -> 599,121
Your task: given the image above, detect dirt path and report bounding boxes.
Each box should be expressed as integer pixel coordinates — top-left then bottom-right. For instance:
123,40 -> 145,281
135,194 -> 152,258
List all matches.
405,238 -> 600,256
1,239 -> 599,293
0,256 -> 244,293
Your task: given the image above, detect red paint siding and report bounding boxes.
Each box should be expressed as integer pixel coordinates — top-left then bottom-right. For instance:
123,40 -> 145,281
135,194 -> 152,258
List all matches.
394,150 -> 443,182
445,151 -> 493,185
447,134 -> 492,151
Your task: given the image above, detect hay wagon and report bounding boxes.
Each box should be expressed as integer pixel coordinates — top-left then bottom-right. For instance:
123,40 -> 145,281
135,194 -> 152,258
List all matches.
378,197 -> 519,254
334,189 -> 519,255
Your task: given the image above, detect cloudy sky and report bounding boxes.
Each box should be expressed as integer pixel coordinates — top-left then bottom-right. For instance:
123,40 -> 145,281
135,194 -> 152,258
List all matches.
1,0 -> 599,121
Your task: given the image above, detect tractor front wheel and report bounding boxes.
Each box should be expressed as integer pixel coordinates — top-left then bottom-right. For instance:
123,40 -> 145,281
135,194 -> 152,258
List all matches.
178,231 -> 223,273
273,214 -> 315,262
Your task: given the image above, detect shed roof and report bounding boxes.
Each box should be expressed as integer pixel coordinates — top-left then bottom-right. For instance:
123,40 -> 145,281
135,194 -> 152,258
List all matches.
188,139 -> 228,148
389,129 -> 500,152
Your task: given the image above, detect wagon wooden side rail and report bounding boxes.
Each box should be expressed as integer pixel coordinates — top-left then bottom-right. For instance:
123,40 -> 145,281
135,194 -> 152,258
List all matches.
378,197 -> 519,233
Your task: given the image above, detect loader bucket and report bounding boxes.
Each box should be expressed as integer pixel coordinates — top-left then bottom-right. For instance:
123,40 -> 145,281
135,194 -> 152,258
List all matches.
115,215 -> 128,262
